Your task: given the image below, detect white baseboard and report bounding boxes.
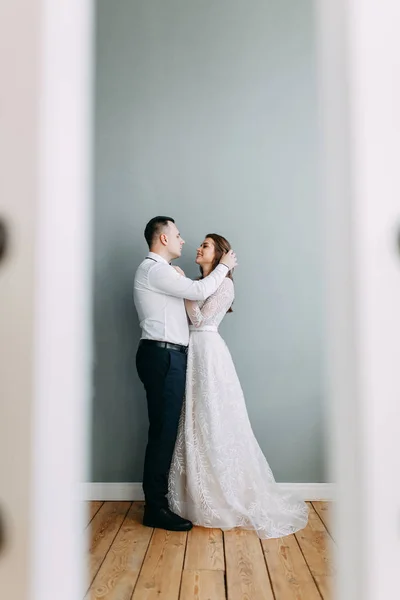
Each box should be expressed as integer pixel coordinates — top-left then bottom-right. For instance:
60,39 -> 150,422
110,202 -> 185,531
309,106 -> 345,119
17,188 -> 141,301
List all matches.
278,483 -> 335,501
82,482 -> 334,502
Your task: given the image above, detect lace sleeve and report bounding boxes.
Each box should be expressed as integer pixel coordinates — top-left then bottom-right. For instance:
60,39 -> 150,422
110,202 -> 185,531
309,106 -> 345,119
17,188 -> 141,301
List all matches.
185,278 -> 234,328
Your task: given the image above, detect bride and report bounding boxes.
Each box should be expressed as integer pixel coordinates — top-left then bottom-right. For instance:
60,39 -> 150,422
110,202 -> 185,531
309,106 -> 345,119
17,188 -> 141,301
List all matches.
168,233 -> 308,539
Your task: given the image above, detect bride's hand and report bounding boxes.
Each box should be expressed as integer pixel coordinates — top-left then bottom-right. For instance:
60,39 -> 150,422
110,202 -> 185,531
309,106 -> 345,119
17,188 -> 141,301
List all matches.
173,265 -> 185,276
220,249 -> 238,271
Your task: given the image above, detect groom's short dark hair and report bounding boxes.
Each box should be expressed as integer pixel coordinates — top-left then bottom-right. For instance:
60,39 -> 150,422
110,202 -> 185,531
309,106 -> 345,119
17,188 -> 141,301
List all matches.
144,216 -> 175,248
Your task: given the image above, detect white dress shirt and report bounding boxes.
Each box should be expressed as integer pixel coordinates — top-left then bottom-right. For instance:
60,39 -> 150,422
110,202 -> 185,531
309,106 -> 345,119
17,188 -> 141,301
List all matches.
133,251 -> 229,345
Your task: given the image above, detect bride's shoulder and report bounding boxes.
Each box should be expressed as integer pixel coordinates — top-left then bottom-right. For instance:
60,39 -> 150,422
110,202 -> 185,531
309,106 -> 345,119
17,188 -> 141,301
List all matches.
221,277 -> 234,291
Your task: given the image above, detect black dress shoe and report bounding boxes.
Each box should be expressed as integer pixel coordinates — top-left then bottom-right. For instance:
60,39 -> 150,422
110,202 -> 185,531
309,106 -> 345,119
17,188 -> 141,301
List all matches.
143,506 -> 193,531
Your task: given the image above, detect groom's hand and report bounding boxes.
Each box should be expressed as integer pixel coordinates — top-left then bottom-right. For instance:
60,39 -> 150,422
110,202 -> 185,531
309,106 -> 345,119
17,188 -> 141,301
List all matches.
172,266 -> 185,276
220,250 -> 238,271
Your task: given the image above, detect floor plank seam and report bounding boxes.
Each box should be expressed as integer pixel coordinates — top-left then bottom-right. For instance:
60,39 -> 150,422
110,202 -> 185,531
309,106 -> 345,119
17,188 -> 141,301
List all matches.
87,502 -> 132,597
310,503 -> 335,543
128,525 -> 155,600
293,533 -> 324,600
222,531 -> 228,600
178,531 -> 189,599
259,537 -> 277,600
184,567 -> 226,572
86,502 -> 104,529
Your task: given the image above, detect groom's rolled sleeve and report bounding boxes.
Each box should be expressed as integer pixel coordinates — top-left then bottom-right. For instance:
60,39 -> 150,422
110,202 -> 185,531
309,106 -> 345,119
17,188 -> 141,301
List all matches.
148,263 -> 229,301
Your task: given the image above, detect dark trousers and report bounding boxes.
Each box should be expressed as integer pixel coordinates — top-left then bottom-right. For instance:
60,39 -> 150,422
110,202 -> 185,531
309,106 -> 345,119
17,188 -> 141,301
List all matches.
136,343 -> 187,510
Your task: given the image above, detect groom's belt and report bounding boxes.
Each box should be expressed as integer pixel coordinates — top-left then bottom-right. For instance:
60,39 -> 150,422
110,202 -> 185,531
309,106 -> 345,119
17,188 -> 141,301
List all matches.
139,339 -> 188,354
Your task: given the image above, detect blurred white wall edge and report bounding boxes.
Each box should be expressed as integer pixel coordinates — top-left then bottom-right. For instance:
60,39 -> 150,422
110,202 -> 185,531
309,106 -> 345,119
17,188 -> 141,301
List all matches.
0,1 -> 93,599
31,1 -> 94,599
317,0 -> 400,599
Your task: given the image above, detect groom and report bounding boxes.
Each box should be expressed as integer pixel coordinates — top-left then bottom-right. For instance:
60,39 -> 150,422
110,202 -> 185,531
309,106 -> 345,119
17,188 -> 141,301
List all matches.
133,216 -> 237,531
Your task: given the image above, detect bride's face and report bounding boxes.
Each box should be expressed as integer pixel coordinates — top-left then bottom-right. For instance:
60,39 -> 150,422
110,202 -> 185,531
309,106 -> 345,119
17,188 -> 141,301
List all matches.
196,238 -> 215,267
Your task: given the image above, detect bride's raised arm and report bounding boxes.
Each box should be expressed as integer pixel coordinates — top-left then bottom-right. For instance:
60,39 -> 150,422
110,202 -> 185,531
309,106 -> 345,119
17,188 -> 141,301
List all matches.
185,278 -> 234,328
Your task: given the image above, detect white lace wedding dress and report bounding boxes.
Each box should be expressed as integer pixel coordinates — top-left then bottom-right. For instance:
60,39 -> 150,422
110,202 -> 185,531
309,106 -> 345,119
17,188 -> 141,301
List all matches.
168,277 -> 309,538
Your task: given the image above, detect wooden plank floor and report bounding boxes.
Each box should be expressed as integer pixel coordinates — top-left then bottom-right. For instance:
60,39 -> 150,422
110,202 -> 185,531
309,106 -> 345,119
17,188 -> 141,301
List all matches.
86,501 -> 334,600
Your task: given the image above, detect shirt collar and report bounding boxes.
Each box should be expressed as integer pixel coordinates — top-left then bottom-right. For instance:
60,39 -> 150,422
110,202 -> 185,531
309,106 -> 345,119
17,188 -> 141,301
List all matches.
147,251 -> 170,265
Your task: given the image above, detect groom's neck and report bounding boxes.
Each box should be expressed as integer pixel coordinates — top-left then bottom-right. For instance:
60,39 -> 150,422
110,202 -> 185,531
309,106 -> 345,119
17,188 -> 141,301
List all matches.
149,246 -> 173,263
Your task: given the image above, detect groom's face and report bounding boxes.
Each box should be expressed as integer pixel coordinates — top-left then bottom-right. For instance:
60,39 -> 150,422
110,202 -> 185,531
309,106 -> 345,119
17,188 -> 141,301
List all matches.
166,221 -> 185,259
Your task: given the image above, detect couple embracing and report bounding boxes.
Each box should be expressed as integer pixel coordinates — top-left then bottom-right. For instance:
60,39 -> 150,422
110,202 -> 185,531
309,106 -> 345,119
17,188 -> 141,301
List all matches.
133,216 -> 308,538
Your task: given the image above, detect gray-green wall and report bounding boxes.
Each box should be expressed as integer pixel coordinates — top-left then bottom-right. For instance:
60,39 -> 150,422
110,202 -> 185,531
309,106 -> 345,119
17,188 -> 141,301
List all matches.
92,0 -> 325,483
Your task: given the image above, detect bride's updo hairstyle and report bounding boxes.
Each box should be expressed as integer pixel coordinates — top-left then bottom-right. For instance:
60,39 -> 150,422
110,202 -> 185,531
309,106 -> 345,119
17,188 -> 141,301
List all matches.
200,233 -> 234,313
